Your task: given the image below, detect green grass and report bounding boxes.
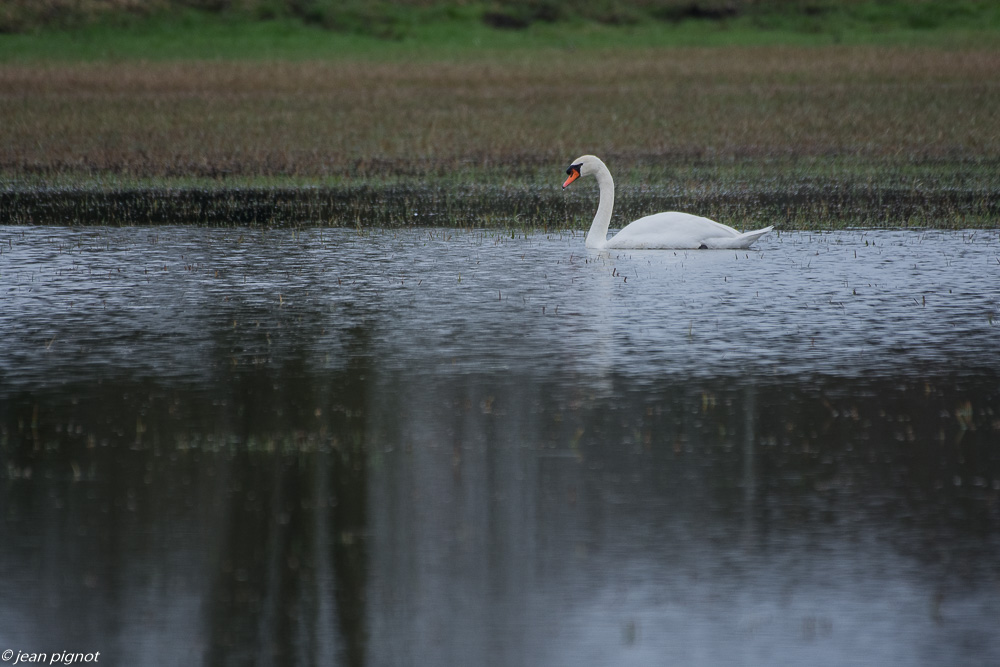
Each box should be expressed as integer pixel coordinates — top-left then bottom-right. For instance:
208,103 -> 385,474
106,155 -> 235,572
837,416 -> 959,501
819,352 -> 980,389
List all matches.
2,1 -> 1000,63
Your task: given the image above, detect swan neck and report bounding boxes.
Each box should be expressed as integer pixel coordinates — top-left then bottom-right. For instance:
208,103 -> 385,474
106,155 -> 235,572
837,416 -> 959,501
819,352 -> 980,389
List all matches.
586,163 -> 614,249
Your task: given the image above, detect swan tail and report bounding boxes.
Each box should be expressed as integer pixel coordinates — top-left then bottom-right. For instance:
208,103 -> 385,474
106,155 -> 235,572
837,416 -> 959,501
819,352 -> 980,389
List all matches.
704,225 -> 774,249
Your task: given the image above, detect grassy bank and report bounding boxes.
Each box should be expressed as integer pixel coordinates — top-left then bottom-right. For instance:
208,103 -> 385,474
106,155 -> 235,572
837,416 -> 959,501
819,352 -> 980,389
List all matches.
5,50 -> 997,172
4,169 -> 996,229
3,1 -> 1000,60
3,15 -> 1000,64
2,49 -> 998,228
1,5 -> 998,229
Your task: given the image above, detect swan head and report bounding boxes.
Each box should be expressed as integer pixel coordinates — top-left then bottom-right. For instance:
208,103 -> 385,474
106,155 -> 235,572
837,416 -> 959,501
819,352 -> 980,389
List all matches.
562,155 -> 603,189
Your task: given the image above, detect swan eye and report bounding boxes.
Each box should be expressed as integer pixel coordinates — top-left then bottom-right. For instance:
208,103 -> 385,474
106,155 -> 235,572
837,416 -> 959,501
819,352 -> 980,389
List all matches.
566,164 -> 581,176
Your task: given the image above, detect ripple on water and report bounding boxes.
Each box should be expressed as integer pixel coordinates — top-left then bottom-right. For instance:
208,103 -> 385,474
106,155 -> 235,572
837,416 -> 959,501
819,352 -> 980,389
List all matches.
0,226 -> 999,390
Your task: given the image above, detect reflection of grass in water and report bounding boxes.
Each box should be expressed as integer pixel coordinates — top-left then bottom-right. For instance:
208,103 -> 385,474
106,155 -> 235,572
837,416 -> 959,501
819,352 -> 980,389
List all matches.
1,48 -> 998,228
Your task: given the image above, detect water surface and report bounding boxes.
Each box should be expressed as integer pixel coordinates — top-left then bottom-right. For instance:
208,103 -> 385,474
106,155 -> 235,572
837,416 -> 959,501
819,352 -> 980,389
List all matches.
1,226 -> 999,666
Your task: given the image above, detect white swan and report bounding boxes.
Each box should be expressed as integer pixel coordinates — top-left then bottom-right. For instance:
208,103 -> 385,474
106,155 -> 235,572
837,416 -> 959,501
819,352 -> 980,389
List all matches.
562,155 -> 773,250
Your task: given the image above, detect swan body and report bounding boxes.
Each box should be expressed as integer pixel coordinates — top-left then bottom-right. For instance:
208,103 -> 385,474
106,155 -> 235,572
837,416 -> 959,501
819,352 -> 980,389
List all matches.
562,155 -> 773,250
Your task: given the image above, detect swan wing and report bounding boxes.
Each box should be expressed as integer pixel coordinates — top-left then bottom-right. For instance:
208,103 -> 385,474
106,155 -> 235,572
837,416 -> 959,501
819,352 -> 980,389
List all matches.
604,212 -> 770,249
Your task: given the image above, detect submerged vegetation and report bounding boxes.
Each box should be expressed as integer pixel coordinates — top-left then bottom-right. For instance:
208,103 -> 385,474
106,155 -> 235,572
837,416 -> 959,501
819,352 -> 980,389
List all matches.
0,3 -> 998,228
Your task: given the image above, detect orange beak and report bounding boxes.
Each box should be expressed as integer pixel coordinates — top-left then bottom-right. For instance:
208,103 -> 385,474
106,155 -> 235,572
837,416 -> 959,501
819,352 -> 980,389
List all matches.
562,167 -> 581,189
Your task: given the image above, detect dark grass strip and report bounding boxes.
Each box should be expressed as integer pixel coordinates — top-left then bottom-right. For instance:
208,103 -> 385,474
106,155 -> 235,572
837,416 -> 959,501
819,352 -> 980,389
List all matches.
3,182 -> 995,229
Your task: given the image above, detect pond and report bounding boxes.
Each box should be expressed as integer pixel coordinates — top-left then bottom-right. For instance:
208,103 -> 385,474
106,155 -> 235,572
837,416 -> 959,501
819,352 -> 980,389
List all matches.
1,225 -> 999,666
